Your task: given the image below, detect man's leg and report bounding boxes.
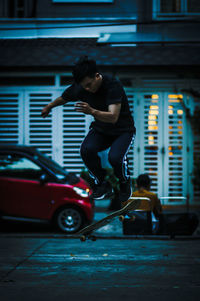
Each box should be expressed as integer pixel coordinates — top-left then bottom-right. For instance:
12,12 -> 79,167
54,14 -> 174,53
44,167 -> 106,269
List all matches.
80,129 -> 113,199
108,132 -> 135,203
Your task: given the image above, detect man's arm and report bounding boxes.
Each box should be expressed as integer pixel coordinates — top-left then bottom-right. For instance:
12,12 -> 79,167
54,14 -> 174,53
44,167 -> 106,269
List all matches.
75,102 -> 121,124
41,96 -> 67,118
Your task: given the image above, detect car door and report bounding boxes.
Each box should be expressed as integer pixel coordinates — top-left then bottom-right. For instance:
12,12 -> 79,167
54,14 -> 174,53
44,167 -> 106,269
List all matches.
0,152 -> 55,219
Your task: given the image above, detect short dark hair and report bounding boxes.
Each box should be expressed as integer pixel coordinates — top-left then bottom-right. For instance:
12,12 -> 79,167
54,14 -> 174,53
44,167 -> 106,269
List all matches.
136,174 -> 151,188
72,56 -> 98,84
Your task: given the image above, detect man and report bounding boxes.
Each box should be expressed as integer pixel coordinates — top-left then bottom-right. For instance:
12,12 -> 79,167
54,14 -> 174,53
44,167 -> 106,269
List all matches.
41,56 -> 136,204
123,174 -> 163,234
131,174 -> 162,218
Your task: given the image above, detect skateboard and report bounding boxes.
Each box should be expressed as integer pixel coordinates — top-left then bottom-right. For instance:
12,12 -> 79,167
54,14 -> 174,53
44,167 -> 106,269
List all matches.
77,197 -> 149,242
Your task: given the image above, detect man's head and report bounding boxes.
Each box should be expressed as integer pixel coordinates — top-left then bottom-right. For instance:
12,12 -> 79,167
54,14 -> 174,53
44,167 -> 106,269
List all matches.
72,56 -> 102,93
136,174 -> 151,189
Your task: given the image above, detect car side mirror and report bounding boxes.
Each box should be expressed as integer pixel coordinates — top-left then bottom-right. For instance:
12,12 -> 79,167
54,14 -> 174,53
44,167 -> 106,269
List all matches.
39,173 -> 48,185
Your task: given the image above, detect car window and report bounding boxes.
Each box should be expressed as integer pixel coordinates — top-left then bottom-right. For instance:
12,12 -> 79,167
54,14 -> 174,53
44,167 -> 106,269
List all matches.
0,154 -> 43,181
35,150 -> 68,178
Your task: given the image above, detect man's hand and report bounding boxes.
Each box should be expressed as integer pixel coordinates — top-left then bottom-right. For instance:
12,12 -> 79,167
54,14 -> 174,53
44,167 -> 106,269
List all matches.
74,102 -> 94,115
41,105 -> 52,118
74,101 -> 121,124
41,96 -> 67,118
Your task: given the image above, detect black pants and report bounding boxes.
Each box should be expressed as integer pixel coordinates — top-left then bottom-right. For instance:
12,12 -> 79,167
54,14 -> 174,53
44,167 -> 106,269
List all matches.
80,128 -> 135,184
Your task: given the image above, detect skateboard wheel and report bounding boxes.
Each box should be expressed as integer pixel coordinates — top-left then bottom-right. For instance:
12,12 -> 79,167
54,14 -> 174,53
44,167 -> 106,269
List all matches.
80,235 -> 86,242
90,236 -> 97,241
119,215 -> 125,222
130,215 -> 136,222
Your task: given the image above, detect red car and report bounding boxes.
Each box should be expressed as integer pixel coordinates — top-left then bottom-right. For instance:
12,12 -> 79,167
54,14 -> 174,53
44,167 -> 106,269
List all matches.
0,145 -> 94,233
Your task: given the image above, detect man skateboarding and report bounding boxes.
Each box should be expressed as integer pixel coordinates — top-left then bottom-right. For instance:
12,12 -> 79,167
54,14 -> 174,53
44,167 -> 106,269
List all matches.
41,56 -> 136,204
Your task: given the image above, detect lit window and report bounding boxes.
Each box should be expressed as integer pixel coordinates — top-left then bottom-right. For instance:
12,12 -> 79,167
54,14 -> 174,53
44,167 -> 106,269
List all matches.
148,136 -> 155,145
148,126 -> 158,130
150,105 -> 159,109
148,115 -> 157,120
149,110 -> 159,115
151,94 -> 159,99
148,121 -> 157,125
177,110 -> 183,115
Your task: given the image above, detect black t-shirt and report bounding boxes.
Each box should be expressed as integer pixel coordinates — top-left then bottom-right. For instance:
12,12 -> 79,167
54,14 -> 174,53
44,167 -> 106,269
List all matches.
61,74 -> 136,135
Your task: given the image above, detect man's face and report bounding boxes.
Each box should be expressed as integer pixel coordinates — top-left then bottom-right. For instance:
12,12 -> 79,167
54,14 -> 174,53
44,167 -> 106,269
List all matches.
80,73 -> 102,93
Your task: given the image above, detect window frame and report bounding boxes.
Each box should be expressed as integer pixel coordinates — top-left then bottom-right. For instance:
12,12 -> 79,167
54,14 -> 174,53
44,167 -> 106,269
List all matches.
0,152 -> 44,181
153,0 -> 200,20
52,0 -> 114,3
4,0 -> 28,18
0,150 -> 68,182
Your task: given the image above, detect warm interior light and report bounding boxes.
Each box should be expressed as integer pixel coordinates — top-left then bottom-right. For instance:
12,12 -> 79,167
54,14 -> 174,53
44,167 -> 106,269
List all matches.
148,115 -> 157,120
177,110 -> 183,115
148,121 -> 157,125
169,94 -> 183,99
149,110 -> 159,115
150,105 -> 159,109
151,94 -> 159,99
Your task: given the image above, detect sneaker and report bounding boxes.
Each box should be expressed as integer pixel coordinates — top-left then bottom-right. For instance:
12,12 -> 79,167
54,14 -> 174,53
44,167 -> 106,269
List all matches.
91,181 -> 113,200
119,177 -> 132,204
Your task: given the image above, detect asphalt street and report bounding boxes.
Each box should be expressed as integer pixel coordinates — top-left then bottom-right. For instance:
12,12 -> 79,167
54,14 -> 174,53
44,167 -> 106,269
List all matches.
0,237 -> 200,301
0,199 -> 200,301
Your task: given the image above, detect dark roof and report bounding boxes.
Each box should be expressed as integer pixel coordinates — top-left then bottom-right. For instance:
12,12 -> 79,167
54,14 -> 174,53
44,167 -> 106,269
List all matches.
0,38 -> 200,67
0,144 -> 38,154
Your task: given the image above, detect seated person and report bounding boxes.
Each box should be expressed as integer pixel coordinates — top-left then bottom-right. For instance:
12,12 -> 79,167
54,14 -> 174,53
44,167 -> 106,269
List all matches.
132,174 -> 162,219
123,174 -> 163,234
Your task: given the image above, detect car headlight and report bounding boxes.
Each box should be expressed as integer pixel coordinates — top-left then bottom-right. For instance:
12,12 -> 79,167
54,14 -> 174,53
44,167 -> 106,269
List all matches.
73,187 -> 89,198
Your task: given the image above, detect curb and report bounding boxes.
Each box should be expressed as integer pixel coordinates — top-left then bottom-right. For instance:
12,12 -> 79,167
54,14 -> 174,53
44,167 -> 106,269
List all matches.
1,233 -> 200,240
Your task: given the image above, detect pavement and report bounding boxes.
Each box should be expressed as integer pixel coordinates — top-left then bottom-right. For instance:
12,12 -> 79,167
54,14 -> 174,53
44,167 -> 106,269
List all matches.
0,199 -> 200,301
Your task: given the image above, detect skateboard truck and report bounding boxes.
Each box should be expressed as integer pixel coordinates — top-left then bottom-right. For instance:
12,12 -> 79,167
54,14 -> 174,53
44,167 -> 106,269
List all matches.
119,215 -> 136,222
80,234 -> 97,242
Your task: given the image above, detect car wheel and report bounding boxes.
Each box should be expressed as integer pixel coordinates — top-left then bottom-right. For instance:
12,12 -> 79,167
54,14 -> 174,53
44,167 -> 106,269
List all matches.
54,207 -> 84,234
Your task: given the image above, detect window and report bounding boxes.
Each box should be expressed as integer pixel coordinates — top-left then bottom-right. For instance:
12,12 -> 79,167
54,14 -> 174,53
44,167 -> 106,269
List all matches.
187,0 -> 200,12
0,76 -> 55,86
0,154 -> 43,180
52,0 -> 114,3
160,0 -> 182,13
154,0 -> 200,18
5,0 -> 36,18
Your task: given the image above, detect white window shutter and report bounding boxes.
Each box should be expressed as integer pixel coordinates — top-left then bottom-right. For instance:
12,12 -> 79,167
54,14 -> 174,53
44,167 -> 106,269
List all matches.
0,92 -> 23,145
124,88 -> 137,179
25,91 -> 53,158
62,101 -> 87,174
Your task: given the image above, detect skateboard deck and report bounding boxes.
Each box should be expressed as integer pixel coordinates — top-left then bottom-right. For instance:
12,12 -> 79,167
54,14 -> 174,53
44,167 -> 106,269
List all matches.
77,197 -> 149,241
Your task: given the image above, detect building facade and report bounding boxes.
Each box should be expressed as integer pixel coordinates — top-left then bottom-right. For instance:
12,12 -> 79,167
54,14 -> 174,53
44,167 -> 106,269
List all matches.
0,0 -> 200,208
